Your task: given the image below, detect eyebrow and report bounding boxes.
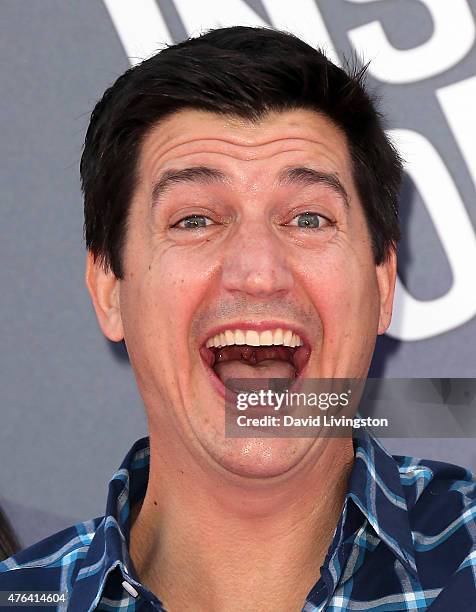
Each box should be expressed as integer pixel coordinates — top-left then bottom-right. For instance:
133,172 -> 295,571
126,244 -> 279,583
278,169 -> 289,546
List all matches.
151,164 -> 350,208
277,166 -> 350,208
151,166 -> 228,207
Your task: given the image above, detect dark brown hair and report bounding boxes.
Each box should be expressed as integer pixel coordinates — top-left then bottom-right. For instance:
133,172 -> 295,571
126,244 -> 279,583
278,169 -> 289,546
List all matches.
81,26 -> 402,279
0,506 -> 20,561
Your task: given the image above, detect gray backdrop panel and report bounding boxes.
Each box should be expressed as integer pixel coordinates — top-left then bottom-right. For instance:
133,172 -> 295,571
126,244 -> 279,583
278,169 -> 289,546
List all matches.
1,0 -> 475,548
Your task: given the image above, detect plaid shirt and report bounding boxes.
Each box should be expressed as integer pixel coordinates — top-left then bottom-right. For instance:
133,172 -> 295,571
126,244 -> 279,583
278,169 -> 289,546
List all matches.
1,432 -> 475,611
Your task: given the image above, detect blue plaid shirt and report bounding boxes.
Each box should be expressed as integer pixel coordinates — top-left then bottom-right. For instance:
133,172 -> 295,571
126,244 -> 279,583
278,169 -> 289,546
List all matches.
1,432 -> 475,611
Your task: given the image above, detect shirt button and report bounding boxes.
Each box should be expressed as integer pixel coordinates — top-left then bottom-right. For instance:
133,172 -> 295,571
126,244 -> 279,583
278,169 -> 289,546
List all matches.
122,580 -> 139,598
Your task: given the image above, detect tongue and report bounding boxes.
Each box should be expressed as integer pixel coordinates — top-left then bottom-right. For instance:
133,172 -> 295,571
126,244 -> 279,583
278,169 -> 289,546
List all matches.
214,359 -> 295,382
213,345 -> 296,383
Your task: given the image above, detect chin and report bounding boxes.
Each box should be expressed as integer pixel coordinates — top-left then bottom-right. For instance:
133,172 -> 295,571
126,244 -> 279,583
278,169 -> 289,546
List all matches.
200,435 -> 317,480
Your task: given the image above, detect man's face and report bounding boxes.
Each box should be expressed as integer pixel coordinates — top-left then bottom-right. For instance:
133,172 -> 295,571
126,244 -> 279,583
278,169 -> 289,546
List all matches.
88,108 -> 395,479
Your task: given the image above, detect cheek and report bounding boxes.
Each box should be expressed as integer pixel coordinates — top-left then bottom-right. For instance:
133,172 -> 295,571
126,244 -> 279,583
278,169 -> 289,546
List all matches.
120,264 -> 200,396
295,245 -> 380,330
132,246 -> 218,354
153,245 -> 215,308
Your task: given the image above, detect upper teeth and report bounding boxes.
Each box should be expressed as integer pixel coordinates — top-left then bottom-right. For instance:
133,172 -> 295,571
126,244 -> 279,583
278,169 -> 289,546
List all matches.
205,328 -> 303,349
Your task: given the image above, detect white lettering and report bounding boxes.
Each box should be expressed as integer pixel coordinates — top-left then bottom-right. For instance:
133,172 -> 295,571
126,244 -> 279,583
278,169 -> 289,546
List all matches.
103,0 -> 172,65
106,0 -> 339,66
387,129 -> 476,340
437,76 -> 476,193
174,0 -> 339,63
260,0 -> 339,64
173,0 -> 268,37
347,0 -> 475,83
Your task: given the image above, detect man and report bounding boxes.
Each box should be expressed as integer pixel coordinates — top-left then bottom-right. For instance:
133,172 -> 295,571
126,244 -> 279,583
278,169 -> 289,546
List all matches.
1,26 -> 475,612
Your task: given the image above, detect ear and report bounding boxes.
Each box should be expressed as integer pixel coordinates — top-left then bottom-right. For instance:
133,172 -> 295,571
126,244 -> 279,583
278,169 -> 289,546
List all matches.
85,251 -> 124,342
376,249 -> 397,335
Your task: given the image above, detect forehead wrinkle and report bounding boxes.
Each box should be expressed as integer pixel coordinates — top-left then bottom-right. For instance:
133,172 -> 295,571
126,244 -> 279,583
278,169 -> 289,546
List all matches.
153,149 -> 309,169
142,132 -> 345,169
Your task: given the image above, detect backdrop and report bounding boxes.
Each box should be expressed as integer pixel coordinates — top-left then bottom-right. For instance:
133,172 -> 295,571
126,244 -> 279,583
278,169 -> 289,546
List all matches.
1,0 -> 475,549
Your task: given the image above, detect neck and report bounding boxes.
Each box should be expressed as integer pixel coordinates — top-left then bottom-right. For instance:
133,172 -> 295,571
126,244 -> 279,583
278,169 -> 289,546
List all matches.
130,435 -> 354,612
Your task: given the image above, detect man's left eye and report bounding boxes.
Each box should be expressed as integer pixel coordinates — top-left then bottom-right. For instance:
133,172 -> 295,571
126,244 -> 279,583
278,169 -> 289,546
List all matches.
288,212 -> 329,229
173,215 -> 214,229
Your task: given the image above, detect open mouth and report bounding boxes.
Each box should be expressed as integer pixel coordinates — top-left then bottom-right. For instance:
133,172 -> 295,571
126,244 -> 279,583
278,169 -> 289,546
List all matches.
199,327 -> 312,398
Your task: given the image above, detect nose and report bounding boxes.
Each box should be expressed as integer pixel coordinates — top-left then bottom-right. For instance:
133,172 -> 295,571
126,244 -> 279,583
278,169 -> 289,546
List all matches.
221,222 -> 294,299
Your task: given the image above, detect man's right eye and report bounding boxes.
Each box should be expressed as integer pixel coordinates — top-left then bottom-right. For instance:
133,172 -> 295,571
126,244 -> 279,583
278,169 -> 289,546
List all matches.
172,215 -> 214,230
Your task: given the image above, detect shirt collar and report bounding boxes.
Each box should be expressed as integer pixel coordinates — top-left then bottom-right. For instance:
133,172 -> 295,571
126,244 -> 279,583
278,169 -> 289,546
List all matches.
70,432 -> 418,610
68,437 -> 152,612
348,430 -> 418,577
